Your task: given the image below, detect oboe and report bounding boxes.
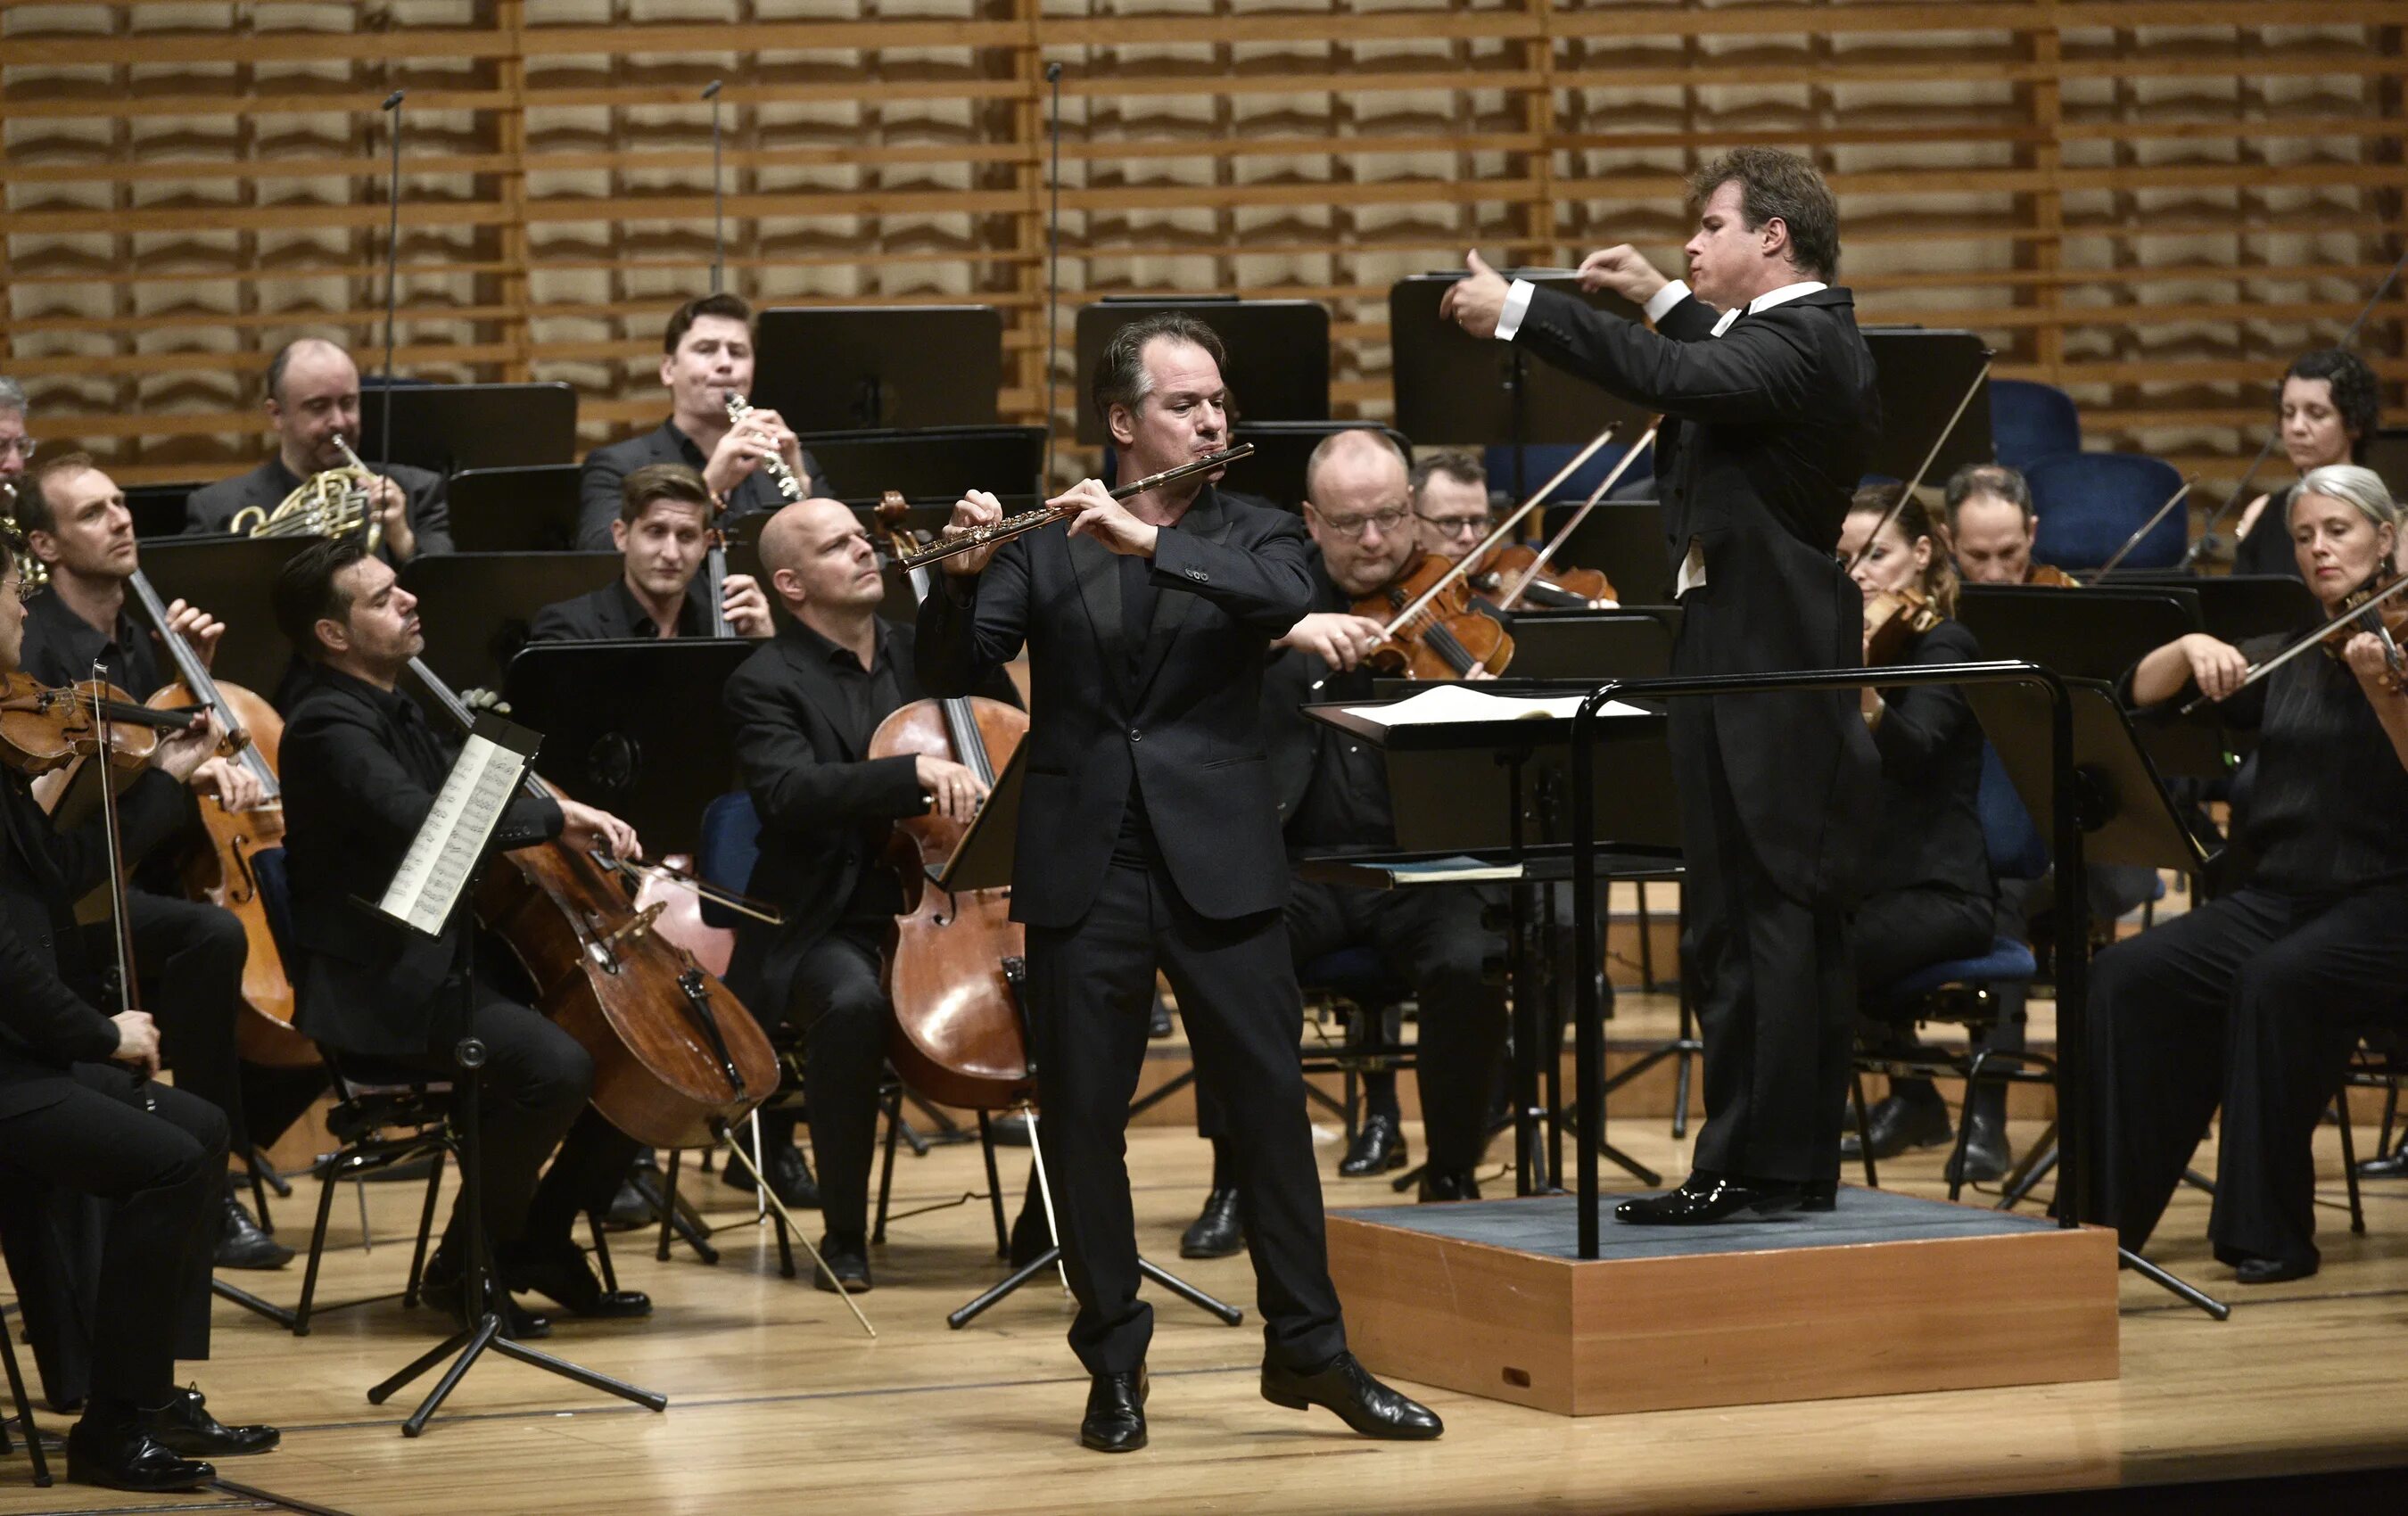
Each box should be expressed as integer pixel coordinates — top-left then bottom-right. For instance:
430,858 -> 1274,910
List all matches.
725,392 -> 805,502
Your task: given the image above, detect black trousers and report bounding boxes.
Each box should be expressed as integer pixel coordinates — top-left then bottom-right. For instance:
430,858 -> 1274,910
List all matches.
1027,855 -> 1347,1376
0,1067 -> 222,1406
2087,883 -> 2408,1270
782,925 -> 890,1240
1855,885 -> 1996,1007
379,989 -> 639,1252
1196,878 -> 1507,1174
1673,698 -> 1855,1188
85,892 -> 250,1153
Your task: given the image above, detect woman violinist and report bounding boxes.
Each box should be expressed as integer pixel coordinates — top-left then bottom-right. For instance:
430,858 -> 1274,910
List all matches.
1834,485 -> 2015,1180
2090,465 -> 2408,1284
2228,350 -> 2381,580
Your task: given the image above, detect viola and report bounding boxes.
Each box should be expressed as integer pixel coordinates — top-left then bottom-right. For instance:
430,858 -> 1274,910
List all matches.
2321,569 -> 2408,690
1863,586 -> 1942,666
870,493 -> 1032,1113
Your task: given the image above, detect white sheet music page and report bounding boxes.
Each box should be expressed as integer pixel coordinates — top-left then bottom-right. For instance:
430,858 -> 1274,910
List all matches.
1341,683 -> 1648,728
377,730 -> 528,936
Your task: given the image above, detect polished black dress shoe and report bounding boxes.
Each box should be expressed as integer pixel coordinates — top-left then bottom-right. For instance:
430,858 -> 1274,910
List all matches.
2356,1142 -> 2408,1180
2230,1254 -> 2317,1285
1417,1167 -> 1481,1203
1339,1113 -> 1407,1177
1149,994 -> 1176,1040
721,1138 -> 821,1209
419,1247 -> 553,1339
150,1387 -> 279,1458
216,1191 -> 293,1272
1081,1368 -> 1149,1453
67,1413 -> 214,1492
1839,1093 -> 1954,1162
1946,1108 -> 2014,1185
814,1232 -> 874,1294
1262,1351 -> 1442,1440
505,1240 -> 652,1319
1615,1173 -> 1805,1225
1799,1178 -> 1838,1214
1180,1186 -> 1245,1259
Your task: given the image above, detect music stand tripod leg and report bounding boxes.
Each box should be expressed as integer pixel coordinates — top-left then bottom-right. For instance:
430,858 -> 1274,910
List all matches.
713,1120 -> 877,1339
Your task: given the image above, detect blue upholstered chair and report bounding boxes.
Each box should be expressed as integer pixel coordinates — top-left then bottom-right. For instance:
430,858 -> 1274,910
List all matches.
2028,451 -> 2189,572
1988,379 -> 2081,471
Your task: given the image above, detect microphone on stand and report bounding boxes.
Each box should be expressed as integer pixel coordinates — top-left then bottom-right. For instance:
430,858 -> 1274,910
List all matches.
1042,62 -> 1064,488
377,90 -> 406,474
704,81 -> 726,294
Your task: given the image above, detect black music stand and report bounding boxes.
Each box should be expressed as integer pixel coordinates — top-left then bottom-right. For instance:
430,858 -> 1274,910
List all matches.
796,425 -> 1043,503
1860,330 -> 1994,484
360,713 -> 670,1435
357,383 -> 579,475
500,640 -> 758,860
2111,573 -> 2320,645
936,746 -> 1243,1333
752,307 -> 1003,431
131,537 -> 310,696
1216,421 -> 1414,512
1501,613 -> 1673,681
125,482 -> 202,540
398,551 -> 621,692
1549,501 -> 1672,605
1390,271 -> 1651,502
1073,298 -> 1330,444
2368,426 -> 2408,488
446,465 -> 581,552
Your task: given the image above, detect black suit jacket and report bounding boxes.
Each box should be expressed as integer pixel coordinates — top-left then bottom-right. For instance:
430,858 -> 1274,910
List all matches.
577,420 -> 829,551
915,484 -> 1314,927
1865,617 -> 1992,901
186,456 -> 453,559
1515,284 -> 1881,899
527,576 -> 710,644
0,770 -> 184,1116
278,666 -> 562,1056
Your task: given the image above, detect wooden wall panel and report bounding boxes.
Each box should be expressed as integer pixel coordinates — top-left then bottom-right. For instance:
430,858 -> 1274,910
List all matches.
3,0 -> 2402,514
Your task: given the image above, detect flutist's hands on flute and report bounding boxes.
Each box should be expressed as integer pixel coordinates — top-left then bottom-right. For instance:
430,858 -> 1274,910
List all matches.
1056,479 -> 1159,558
938,490 -> 1007,577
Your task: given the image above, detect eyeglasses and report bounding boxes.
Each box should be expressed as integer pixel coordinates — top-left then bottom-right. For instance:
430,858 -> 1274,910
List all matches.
1415,512 -> 1494,538
0,439 -> 34,463
1307,502 -> 1413,539
1,578 -> 44,606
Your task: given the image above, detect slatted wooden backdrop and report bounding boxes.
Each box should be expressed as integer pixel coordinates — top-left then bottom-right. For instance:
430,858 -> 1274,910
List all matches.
2,0 -> 2402,511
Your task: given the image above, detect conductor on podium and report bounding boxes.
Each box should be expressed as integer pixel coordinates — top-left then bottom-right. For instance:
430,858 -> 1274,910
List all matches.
1445,146 -> 1880,1224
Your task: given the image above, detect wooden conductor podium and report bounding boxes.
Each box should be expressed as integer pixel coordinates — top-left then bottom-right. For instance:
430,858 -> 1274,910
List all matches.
1304,683 -> 2123,1418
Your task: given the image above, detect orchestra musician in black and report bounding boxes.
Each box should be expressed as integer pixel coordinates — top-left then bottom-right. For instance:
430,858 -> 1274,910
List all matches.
531,464 -> 772,644
1446,146 -> 1880,1223
2097,464 -> 2408,1285
2228,350 -> 2382,581
0,527 -> 281,1494
273,538 -> 654,1336
919,313 -> 1440,1453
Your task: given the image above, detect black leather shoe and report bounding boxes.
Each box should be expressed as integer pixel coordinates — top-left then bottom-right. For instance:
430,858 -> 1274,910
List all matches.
1149,994 -> 1175,1040
149,1387 -> 279,1458
1417,1167 -> 1481,1203
1799,1179 -> 1838,1213
2356,1142 -> 2408,1180
1615,1173 -> 1805,1225
216,1191 -> 293,1272
720,1137 -> 821,1209
1946,1108 -> 2014,1185
1180,1186 -> 1245,1259
67,1413 -> 213,1492
1840,1093 -> 1954,1162
2231,1254 -> 2317,1285
420,1246 -> 552,1340
504,1240 -> 652,1319
1339,1114 -> 1407,1177
814,1232 -> 873,1294
1262,1351 -> 1442,1440
1080,1368 -> 1148,1453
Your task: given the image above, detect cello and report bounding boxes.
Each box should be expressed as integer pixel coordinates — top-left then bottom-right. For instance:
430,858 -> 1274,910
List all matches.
128,569 -> 319,1068
865,494 -> 1032,1112
407,655 -> 779,1149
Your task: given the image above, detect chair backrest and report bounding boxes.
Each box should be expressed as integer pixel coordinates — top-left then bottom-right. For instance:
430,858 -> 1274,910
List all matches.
2027,451 -> 2188,571
1988,379 -> 2081,470
697,791 -> 765,930
1976,741 -> 2049,883
1480,440 -> 1654,506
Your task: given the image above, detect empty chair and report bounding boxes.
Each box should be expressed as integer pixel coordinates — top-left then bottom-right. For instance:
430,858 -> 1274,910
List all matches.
1989,379 -> 2081,470
2028,452 -> 2189,572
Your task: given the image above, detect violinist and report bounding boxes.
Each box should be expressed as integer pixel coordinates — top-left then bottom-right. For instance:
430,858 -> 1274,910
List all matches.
1177,429 -> 1508,1264
1833,486 -> 2012,1181
15,453 -> 307,1271
184,338 -> 449,563
2091,464 -> 2408,1285
273,538 -> 653,1335
0,528 -> 281,1494
2228,350 -> 2381,581
529,464 -> 773,643
1409,450 -> 1495,564
721,496 -> 1018,1291
1945,463 -> 2074,588
0,377 -> 29,493
576,293 -> 831,551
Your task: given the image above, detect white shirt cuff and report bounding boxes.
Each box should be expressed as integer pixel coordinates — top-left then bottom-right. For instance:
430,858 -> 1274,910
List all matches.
1496,278 -> 1536,342
1643,279 -> 1691,325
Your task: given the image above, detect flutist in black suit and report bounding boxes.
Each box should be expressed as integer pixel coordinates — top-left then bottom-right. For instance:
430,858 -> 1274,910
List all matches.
1447,147 -> 1881,1223
917,314 -> 1440,1453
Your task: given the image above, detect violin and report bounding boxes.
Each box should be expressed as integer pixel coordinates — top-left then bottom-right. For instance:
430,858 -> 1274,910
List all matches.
1863,587 -> 1942,666
1355,551 -> 1515,680
0,671 -> 202,779
2027,563 -> 2082,589
1468,543 -> 1617,610
868,494 -> 1032,1113
2322,569 -> 2408,689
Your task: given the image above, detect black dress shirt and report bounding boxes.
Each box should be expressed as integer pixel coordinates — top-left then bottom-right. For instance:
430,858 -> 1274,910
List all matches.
526,576 -> 710,644
2206,630 -> 2408,894
781,620 -> 908,919
576,419 -> 830,551
184,455 -> 453,560
2231,484 -> 2306,581
21,589 -> 165,701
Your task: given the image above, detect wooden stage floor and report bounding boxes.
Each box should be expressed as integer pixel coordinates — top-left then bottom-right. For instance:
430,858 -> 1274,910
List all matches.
4,1109 -> 2405,1515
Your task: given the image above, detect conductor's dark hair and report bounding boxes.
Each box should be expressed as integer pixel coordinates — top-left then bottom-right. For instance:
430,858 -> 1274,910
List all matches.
274,535 -> 375,662
1092,314 -> 1227,429
1688,147 -> 1841,283
621,462 -> 713,526
2281,349 -> 2380,463
664,292 -> 754,355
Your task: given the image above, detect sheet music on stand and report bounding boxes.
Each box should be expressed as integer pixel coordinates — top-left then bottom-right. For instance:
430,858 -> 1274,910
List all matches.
376,714 -> 540,938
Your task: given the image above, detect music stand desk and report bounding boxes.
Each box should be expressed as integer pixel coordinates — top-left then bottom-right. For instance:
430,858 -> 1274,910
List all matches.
359,382 -> 579,475
133,536 -> 310,696
753,307 -> 1003,432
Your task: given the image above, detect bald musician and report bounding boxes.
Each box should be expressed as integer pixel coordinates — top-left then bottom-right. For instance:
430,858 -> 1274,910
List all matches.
185,339 -> 449,564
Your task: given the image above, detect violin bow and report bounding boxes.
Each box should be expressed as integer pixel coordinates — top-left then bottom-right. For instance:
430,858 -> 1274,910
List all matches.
88,659 -> 158,1112
1494,422 -> 1662,612
2178,571 -> 2408,716
2091,474 -> 2198,581
1847,355 -> 1994,573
